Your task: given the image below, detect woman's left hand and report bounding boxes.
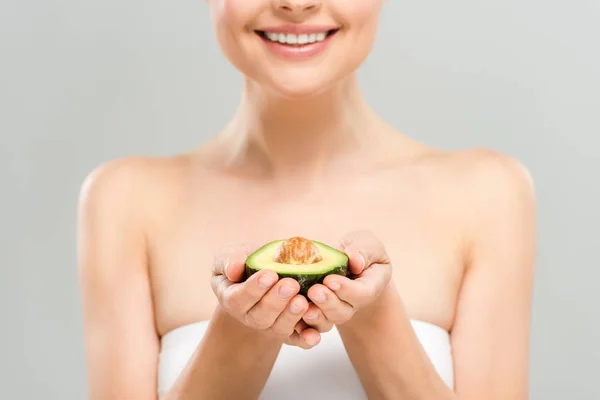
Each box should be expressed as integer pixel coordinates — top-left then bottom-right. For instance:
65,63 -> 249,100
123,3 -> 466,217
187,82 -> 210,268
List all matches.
301,230 -> 393,327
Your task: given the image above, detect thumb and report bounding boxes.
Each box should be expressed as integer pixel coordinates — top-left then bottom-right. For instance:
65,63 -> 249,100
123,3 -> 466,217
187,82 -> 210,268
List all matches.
213,242 -> 260,282
338,230 -> 389,275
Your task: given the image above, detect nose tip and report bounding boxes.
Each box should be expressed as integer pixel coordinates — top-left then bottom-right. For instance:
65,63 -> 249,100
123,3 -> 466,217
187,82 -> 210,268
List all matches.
275,0 -> 320,14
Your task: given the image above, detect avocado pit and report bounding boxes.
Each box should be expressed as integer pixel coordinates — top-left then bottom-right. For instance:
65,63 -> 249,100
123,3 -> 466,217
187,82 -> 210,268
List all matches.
244,237 -> 349,296
273,236 -> 323,265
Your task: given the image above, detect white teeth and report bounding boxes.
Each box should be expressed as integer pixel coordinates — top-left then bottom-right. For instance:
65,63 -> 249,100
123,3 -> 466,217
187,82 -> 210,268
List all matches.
298,34 -> 308,45
286,33 -> 298,44
263,31 -> 331,45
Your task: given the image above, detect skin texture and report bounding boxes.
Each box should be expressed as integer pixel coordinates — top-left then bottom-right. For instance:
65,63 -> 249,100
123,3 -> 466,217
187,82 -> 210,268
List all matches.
78,0 -> 536,399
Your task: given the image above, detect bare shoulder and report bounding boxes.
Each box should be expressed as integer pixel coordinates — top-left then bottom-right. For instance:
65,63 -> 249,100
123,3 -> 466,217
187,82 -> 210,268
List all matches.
79,154 -> 189,200
78,154 -> 193,223
417,146 -> 536,209
449,147 -> 535,214
427,147 -> 537,269
462,148 -> 533,189
411,145 -> 536,261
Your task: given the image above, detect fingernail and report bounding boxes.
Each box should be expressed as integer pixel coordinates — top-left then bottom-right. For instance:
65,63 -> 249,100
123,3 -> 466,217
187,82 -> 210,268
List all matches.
306,334 -> 319,346
224,256 -> 231,277
358,252 -> 367,269
314,291 -> 327,304
290,301 -> 303,314
258,273 -> 277,288
278,284 -> 296,299
329,281 -> 341,291
304,310 -> 318,320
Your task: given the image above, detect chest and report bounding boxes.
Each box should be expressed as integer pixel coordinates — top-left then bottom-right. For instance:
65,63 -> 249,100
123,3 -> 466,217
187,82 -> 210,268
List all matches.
148,178 -> 465,336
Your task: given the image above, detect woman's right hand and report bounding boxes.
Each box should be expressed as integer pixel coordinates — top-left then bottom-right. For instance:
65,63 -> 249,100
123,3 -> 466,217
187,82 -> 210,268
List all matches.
211,243 -> 324,349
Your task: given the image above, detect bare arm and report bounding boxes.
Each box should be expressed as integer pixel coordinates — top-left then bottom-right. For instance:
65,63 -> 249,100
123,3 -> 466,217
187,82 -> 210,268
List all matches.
338,287 -> 455,399
163,306 -> 282,400
333,153 -> 536,399
78,160 -> 160,399
450,154 -> 536,399
164,246 -> 312,399
78,158 -> 315,400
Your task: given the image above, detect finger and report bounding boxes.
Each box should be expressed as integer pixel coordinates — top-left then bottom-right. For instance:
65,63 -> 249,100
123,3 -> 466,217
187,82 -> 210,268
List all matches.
212,242 -> 260,282
269,295 -> 309,339
343,248 -> 367,276
338,230 -> 390,275
288,328 -> 321,349
210,273 -> 234,301
221,269 -> 278,314
294,320 -> 308,334
322,263 -> 392,308
301,303 -> 334,333
225,252 -> 248,282
307,284 -> 354,325
299,327 -> 322,348
245,278 -> 300,330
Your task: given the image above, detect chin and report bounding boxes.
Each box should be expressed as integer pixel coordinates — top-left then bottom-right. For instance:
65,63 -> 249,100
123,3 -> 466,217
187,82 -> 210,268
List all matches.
262,74 -> 340,101
221,32 -> 372,101
247,55 -> 363,100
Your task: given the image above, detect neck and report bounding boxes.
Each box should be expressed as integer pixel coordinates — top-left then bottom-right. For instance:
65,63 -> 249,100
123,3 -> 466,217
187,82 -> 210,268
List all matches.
222,74 -> 383,179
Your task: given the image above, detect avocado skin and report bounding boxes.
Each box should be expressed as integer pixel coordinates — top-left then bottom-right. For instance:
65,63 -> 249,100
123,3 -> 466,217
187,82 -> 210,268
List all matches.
244,263 -> 349,298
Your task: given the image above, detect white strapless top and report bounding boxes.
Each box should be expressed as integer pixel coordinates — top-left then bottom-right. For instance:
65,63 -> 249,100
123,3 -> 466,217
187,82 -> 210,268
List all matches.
158,320 -> 454,399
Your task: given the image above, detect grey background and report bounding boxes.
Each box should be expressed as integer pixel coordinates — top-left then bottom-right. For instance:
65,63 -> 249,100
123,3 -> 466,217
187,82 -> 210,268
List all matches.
1,0 -> 598,399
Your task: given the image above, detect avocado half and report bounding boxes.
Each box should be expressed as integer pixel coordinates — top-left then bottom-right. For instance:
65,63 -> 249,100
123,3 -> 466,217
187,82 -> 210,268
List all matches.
245,237 -> 349,297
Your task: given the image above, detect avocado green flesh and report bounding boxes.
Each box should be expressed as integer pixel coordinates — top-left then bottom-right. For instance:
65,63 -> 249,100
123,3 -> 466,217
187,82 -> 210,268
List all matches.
245,239 -> 349,296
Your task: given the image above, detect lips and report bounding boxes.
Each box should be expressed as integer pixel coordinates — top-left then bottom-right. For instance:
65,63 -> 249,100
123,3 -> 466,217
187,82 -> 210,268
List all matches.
254,25 -> 340,60
255,29 -> 338,46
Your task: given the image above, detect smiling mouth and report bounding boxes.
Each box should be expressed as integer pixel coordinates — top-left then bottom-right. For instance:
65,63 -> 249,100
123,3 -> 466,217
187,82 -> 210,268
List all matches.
255,29 -> 339,46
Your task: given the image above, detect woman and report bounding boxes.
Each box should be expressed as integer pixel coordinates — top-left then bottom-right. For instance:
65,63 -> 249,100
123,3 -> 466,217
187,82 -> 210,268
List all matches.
78,0 -> 536,399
